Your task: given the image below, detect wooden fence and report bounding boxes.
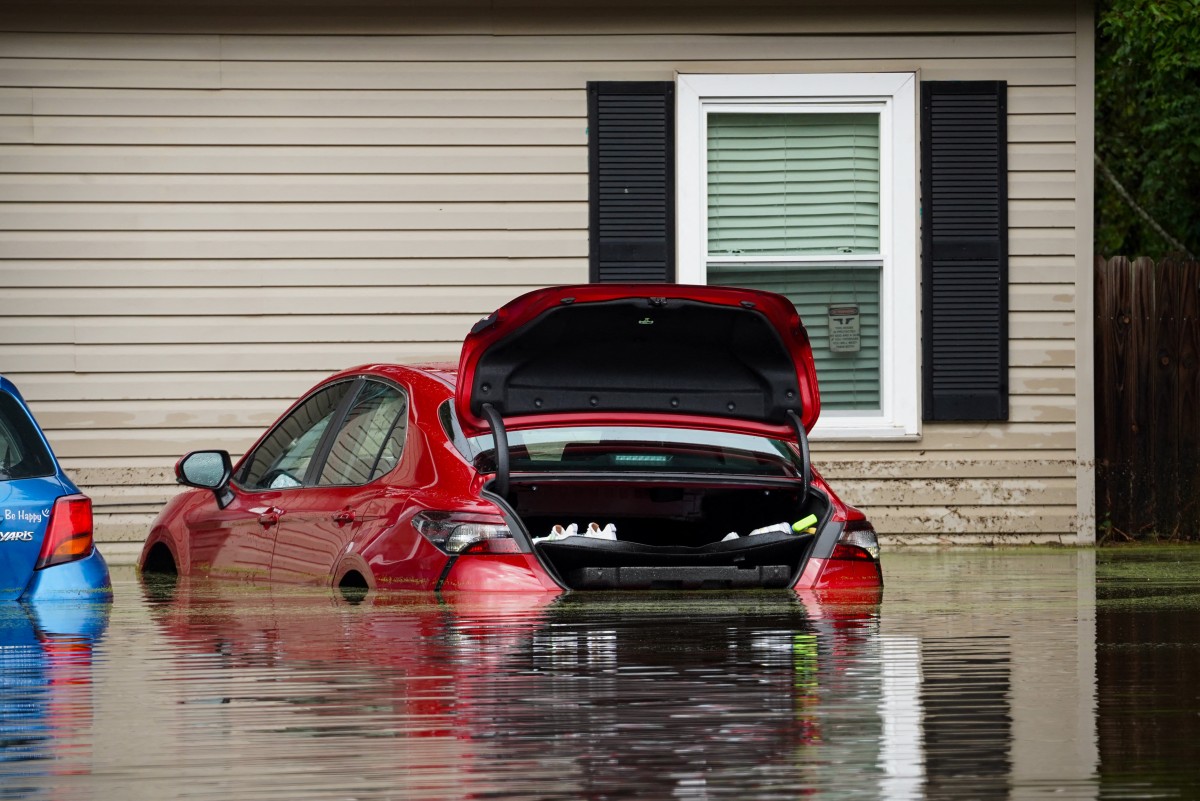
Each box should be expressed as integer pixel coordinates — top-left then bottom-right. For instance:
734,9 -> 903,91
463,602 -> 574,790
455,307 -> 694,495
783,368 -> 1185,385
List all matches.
1095,256 -> 1200,540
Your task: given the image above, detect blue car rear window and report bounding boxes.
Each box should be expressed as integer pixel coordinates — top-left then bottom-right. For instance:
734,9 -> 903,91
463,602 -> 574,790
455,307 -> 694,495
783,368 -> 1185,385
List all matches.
0,393 -> 56,481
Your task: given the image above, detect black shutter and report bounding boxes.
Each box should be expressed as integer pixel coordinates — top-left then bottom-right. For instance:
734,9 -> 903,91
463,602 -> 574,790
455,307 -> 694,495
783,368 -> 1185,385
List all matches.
921,81 -> 1009,421
588,81 -> 675,283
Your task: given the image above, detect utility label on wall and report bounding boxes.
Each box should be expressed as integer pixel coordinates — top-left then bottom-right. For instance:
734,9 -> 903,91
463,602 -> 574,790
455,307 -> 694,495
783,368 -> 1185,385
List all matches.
827,305 -> 861,354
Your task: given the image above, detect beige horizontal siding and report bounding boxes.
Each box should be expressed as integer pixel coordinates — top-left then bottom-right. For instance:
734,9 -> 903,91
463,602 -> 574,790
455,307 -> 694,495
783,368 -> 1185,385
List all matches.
814,425 -> 1077,452
1010,257 -> 1078,284
0,118 -> 586,147
0,260 -> 587,288
0,175 -> 588,203
0,286 -> 565,315
6,113 -> 1077,147
1012,368 -> 1075,396
0,58 -> 1082,89
868,506 -> 1078,536
0,314 -> 489,344
818,458 -> 1077,479
859,477 -> 1078,508
1009,144 -> 1077,172
0,197 -> 1073,236
1011,285 -> 1076,312
0,33 -> 1081,61
0,145 -> 583,174
0,139 -> 1068,176
0,88 -> 588,118
0,83 -> 1077,118
1008,311 -> 1074,338
0,4 -> 1089,544
6,372 -> 415,402
29,399 -> 294,430
0,202 -> 588,230
0,231 -> 586,259
3,342 -> 463,374
820,459 -> 1080,543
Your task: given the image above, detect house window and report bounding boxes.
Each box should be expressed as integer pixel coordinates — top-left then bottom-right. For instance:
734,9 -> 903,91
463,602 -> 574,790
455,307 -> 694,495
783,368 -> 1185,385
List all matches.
677,73 -> 919,439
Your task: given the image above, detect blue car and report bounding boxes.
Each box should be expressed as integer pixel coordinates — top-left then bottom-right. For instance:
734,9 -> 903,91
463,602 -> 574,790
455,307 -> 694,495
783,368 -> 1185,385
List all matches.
0,376 -> 110,601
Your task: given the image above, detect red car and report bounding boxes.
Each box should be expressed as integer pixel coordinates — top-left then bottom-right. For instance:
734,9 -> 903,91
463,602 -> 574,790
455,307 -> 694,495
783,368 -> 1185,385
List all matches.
138,284 -> 882,593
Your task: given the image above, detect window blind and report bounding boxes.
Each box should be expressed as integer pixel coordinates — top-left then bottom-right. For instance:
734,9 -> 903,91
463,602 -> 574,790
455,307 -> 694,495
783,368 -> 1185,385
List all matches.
709,263 -> 882,410
707,113 -> 880,256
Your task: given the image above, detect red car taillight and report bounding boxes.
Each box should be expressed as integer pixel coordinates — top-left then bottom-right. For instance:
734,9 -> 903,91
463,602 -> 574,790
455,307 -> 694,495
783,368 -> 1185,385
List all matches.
413,511 -> 516,554
830,519 -> 880,562
35,494 -> 94,570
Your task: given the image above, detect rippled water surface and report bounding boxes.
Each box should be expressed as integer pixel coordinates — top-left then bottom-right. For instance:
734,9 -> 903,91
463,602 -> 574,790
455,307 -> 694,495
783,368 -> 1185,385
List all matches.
3,549 -> 1200,800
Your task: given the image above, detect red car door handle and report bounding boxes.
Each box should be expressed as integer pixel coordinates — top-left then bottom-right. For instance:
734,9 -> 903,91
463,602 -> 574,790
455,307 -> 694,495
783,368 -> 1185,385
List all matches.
258,509 -> 281,528
333,510 -> 356,525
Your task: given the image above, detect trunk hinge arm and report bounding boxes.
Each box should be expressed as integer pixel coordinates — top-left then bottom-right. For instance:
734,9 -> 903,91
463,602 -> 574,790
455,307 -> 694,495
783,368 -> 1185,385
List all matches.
787,409 -> 811,503
481,403 -> 510,499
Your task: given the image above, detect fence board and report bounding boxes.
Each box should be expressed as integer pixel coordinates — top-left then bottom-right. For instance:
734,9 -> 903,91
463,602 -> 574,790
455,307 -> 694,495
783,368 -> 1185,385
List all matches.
1153,260 -> 1181,535
1095,256 -> 1200,539
1129,257 -> 1156,533
1172,259 -> 1200,534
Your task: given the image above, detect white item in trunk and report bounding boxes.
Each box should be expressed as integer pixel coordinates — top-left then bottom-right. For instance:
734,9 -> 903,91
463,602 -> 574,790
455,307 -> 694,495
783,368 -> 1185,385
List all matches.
749,522 -> 793,537
533,523 -> 578,544
585,522 -> 618,541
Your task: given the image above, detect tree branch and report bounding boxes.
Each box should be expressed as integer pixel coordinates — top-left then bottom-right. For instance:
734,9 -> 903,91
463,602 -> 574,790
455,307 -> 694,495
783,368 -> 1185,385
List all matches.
1095,153 -> 1196,258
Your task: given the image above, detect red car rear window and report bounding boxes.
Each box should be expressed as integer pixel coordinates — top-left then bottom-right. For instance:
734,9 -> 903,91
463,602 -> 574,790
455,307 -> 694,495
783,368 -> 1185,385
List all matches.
439,401 -> 801,478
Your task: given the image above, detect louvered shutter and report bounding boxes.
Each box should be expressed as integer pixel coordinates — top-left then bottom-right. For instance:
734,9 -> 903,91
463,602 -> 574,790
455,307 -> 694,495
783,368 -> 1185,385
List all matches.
921,81 -> 1009,421
588,82 -> 675,283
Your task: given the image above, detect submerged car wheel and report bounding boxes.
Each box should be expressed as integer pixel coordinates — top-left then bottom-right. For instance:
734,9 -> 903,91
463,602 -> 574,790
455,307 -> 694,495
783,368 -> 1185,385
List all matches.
337,570 -> 370,604
141,541 -> 178,575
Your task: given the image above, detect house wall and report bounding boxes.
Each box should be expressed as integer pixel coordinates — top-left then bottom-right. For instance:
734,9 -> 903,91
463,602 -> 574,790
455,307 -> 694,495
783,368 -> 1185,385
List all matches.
0,0 -> 1094,551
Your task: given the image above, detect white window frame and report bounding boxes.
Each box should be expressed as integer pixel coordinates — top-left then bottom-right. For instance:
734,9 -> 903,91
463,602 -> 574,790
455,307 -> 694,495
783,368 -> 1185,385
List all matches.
677,72 -> 920,440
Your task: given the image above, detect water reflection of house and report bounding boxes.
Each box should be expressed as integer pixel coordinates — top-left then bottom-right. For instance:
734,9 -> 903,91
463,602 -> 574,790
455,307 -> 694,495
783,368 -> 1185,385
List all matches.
0,1 -> 1096,553
879,551 -> 1099,798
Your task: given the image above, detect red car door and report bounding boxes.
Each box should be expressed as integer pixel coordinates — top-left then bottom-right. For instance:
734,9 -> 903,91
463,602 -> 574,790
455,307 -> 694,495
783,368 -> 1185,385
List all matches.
262,485 -> 356,585
270,379 -> 411,585
193,380 -> 358,581
188,489 -> 283,581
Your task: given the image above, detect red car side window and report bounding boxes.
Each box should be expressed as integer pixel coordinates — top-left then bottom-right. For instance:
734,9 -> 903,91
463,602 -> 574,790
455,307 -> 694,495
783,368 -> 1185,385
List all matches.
318,381 -> 409,486
239,382 -> 354,490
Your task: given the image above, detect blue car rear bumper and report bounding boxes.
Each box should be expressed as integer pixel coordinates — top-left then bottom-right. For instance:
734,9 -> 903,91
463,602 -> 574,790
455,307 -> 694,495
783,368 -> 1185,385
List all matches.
22,548 -> 112,602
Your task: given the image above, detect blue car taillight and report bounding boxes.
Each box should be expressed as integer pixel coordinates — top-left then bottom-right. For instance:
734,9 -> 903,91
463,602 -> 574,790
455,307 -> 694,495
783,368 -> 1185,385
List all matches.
830,519 -> 880,562
35,494 -> 94,570
413,511 -> 516,554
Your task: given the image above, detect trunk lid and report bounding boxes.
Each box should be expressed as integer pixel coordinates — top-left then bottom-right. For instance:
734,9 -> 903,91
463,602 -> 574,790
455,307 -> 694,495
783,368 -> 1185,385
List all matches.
456,284 -> 820,439
1,382 -> 65,599
0,477 -> 60,599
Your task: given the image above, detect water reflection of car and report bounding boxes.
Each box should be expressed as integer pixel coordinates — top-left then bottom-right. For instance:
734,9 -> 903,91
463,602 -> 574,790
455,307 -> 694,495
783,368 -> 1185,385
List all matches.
0,599 -> 110,783
142,576 -> 880,797
0,376 -> 111,601
139,285 -> 882,594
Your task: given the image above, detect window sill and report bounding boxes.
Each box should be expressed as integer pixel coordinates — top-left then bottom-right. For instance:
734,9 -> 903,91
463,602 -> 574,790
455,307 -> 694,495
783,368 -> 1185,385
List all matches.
809,421 -> 921,442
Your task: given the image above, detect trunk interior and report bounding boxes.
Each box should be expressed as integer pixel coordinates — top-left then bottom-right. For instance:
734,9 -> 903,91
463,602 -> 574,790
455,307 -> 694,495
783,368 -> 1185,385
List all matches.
504,479 -> 827,590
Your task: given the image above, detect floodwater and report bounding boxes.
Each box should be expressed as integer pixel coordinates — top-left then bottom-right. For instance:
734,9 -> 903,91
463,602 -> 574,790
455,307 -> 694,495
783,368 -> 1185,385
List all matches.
2,549 -> 1199,801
